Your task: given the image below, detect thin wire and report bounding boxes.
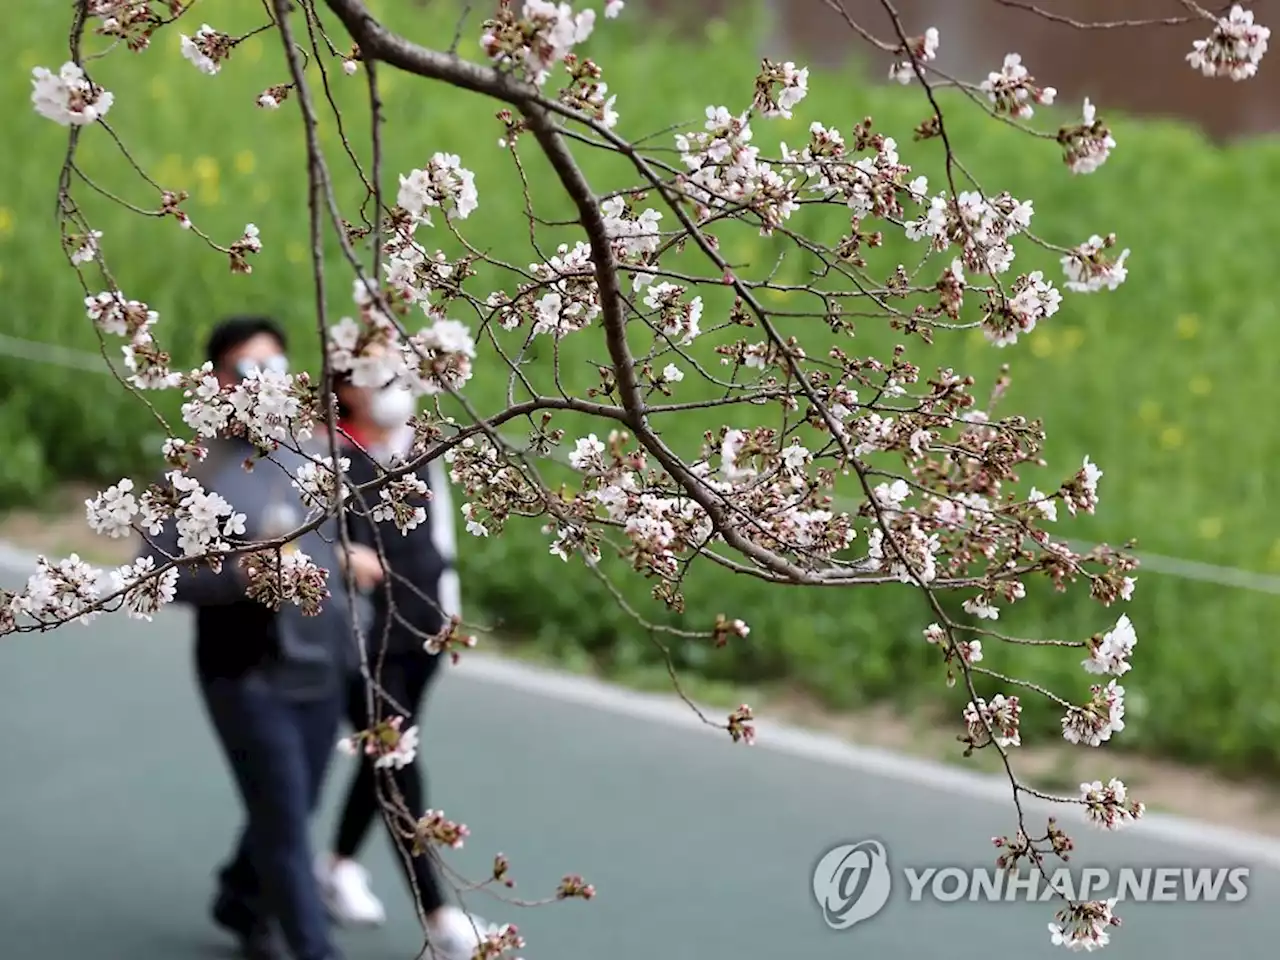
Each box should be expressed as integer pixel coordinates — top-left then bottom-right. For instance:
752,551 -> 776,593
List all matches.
5,332 -> 1279,596
0,333 -> 114,374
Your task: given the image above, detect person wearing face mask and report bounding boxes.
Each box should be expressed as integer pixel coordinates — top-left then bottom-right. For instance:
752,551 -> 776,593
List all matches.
315,369 -> 486,959
139,316 -> 379,960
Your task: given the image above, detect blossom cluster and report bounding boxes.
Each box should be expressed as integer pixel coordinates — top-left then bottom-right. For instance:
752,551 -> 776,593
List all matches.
92,0 -> 179,52
979,53 -> 1057,119
241,547 -> 332,616
1049,898 -> 1119,953
1059,99 -> 1115,175
556,874 -> 598,899
292,456 -> 352,513
964,694 -> 1023,748
752,58 -> 809,119
1188,4 -> 1270,80
888,26 -> 939,83
1061,234 -> 1130,294
481,0 -> 598,84
673,104 -> 801,235
180,23 -> 233,75
337,714 -> 420,770
1079,777 -> 1145,831
474,923 -> 526,960
1082,614 -> 1137,677
424,617 -> 480,664
31,62 -> 113,126
557,53 -> 619,128
3,552 -> 177,631
1062,680 -> 1127,747
414,808 -> 471,850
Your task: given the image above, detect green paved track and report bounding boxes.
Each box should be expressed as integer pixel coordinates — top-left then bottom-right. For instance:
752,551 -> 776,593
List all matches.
2,556 -> 1278,959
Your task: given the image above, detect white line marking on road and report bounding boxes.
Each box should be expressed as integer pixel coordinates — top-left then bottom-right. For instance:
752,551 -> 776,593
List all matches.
0,540 -> 40,573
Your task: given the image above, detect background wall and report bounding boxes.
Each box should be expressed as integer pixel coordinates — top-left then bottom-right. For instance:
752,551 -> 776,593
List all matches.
640,0 -> 1279,141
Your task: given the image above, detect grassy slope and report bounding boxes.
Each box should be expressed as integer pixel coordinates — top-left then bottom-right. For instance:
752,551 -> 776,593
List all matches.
4,1 -> 1280,773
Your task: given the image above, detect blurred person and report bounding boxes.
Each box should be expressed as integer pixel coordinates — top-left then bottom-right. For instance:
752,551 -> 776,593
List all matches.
314,366 -> 489,960
140,316 -> 380,960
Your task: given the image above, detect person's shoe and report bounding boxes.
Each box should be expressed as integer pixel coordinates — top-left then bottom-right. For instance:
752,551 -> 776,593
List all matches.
211,892 -> 287,960
238,924 -> 289,960
316,855 -> 387,926
212,889 -> 256,937
426,907 -> 493,960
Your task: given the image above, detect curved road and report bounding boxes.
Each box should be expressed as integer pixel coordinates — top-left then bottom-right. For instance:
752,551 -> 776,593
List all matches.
2,549 -> 1278,959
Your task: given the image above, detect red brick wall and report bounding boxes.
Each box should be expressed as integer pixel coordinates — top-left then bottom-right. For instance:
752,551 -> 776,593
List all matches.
637,0 -> 1278,141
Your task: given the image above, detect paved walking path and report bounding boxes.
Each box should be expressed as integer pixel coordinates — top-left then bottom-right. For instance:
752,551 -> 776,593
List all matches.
1,553 -> 1277,959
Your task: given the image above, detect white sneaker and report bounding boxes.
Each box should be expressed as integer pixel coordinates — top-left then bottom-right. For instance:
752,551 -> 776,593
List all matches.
316,856 -> 387,926
426,907 -> 492,960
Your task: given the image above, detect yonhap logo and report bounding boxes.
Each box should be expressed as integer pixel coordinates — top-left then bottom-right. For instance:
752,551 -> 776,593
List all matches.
811,840 -> 893,929
812,838 -> 1251,932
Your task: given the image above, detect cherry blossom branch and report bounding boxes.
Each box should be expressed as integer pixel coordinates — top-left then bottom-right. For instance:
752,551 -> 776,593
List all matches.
991,0 -> 1223,30
16,0 -> 1269,952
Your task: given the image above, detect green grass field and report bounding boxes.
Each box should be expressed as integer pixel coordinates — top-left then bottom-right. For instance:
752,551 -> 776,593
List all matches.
5,0 -> 1280,774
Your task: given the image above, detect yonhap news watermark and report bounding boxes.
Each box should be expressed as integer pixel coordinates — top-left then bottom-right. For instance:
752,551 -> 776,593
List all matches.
812,840 -> 1250,930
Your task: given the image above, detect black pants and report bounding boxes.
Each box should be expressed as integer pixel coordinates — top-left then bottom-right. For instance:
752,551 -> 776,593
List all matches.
335,650 -> 445,914
200,671 -> 341,960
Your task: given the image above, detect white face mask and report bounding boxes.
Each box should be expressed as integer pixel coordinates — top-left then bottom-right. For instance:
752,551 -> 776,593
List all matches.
368,385 -> 416,428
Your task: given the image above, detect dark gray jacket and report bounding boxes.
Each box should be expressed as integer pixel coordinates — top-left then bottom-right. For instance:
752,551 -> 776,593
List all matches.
139,436 -> 357,701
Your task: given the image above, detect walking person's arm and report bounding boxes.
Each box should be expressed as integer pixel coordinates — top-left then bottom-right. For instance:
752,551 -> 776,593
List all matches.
337,448 -> 386,591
